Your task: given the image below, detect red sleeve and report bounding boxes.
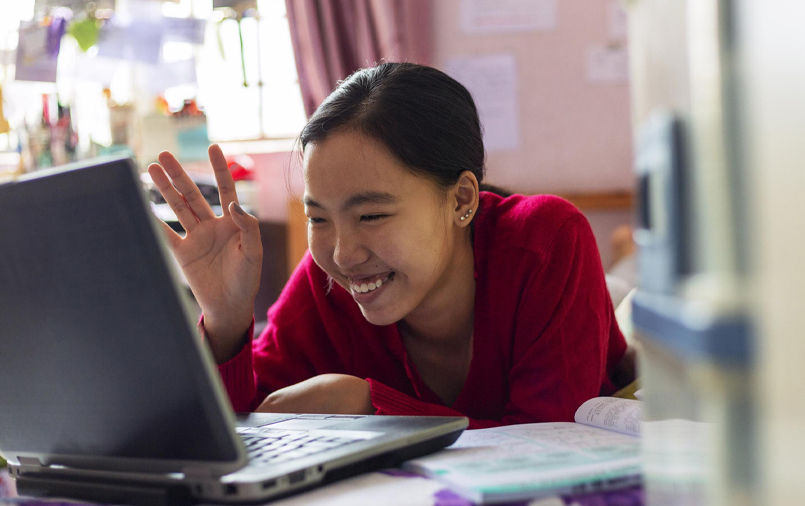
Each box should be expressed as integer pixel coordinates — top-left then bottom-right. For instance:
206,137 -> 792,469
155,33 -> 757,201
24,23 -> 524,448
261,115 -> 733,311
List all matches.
368,214 -> 626,429
209,253 -> 348,412
199,317 -> 259,412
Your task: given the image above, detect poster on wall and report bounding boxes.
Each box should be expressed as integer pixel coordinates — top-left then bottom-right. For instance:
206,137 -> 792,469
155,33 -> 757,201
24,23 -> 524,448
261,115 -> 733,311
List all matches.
14,25 -> 59,83
74,53 -> 120,85
162,17 -> 207,45
586,45 -> 629,84
445,53 -> 521,153
461,0 -> 557,34
97,21 -> 162,64
144,58 -> 198,93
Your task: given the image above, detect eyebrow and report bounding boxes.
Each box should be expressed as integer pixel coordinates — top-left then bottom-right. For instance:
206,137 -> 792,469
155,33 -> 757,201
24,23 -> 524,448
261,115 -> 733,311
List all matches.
303,191 -> 398,211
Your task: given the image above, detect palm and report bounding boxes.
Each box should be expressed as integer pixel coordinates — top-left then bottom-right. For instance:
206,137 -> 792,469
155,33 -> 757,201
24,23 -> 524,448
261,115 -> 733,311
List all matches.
148,146 -> 263,361
174,216 -> 259,318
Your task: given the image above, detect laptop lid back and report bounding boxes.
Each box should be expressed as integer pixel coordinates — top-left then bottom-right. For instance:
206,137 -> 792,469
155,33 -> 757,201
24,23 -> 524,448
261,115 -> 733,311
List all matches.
0,158 -> 246,477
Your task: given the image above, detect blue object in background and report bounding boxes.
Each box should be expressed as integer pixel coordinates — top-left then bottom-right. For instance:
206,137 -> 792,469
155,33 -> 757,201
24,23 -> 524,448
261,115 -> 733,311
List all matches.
177,123 -> 211,162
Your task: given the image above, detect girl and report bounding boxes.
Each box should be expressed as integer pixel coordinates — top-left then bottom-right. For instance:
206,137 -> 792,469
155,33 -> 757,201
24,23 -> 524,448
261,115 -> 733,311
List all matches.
148,63 -> 629,430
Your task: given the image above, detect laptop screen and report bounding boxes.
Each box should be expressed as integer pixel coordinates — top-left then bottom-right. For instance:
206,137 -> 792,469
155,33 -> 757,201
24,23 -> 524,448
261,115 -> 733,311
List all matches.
0,158 -> 242,472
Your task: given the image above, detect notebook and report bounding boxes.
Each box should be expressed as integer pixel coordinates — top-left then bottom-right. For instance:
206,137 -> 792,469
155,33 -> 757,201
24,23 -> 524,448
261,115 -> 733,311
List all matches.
405,397 -> 641,504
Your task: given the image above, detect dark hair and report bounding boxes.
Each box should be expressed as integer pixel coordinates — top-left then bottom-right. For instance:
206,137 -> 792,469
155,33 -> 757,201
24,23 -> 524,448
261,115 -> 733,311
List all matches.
299,62 -> 488,194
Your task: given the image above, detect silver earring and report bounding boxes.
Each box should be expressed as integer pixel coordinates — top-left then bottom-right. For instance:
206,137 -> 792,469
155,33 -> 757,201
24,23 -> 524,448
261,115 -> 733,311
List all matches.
460,208 -> 473,221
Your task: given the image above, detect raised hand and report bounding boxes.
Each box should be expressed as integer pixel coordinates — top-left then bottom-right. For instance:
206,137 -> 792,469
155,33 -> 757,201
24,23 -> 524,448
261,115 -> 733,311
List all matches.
148,144 -> 263,363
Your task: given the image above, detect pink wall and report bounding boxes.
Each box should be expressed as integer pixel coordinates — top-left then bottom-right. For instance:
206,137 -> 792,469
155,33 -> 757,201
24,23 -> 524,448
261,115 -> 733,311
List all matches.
432,0 -> 634,194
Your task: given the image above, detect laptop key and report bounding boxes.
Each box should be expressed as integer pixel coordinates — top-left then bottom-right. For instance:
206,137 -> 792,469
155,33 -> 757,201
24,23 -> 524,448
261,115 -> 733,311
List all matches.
277,443 -> 304,453
304,442 -> 337,450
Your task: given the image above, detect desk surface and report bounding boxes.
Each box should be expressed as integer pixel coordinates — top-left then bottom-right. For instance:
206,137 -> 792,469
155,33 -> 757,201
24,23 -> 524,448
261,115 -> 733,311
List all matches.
1,468 -> 642,506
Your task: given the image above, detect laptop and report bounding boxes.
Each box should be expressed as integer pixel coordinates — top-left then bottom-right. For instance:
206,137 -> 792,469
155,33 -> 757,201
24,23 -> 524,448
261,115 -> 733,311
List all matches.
0,157 -> 468,504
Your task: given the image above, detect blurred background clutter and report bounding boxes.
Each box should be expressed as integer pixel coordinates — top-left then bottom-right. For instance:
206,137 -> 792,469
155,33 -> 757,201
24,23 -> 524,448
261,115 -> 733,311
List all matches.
0,0 -> 638,323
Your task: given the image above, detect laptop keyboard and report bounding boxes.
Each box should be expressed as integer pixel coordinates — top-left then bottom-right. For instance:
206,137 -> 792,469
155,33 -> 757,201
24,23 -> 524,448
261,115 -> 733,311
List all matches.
238,430 -> 362,465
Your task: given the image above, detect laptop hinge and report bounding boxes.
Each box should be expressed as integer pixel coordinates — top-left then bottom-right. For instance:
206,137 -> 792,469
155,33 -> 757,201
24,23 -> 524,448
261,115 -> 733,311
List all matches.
17,457 -> 45,471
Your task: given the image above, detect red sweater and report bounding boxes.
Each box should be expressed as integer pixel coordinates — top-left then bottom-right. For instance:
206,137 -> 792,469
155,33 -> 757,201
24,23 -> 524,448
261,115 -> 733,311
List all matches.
214,193 -> 627,430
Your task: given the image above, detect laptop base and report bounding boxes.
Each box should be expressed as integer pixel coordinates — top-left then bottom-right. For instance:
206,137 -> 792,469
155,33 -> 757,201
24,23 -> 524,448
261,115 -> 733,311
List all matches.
15,474 -> 195,506
12,430 -> 463,505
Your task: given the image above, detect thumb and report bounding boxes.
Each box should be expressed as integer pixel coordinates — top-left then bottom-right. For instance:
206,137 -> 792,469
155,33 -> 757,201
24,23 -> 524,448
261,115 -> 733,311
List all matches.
229,202 -> 262,261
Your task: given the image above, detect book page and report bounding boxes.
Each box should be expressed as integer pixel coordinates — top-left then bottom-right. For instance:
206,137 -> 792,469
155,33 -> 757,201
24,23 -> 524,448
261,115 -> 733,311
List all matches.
574,397 -> 641,436
405,422 -> 640,502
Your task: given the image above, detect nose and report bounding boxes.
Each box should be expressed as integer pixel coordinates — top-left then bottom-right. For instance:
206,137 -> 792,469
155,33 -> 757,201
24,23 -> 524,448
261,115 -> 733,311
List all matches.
332,226 -> 369,270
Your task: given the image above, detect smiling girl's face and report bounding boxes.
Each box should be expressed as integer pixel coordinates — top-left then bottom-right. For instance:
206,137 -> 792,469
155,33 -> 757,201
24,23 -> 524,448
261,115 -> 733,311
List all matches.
303,129 -> 469,326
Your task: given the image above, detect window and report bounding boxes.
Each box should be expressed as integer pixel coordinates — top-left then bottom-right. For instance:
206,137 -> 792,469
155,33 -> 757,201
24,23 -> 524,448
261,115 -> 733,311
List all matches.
164,0 -> 306,142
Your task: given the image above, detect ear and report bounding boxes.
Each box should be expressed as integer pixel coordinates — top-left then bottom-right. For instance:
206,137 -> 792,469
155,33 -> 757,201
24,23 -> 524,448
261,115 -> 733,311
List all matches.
451,171 -> 480,228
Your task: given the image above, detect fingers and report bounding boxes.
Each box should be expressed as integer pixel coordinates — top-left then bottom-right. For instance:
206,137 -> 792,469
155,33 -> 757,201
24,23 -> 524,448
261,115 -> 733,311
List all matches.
148,163 -> 201,232
229,201 -> 263,263
157,151 -> 216,221
154,215 -> 183,249
208,144 -> 239,216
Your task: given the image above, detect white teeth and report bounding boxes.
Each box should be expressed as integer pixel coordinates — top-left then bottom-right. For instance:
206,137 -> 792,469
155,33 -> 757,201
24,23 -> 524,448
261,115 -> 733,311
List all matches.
351,277 -> 388,294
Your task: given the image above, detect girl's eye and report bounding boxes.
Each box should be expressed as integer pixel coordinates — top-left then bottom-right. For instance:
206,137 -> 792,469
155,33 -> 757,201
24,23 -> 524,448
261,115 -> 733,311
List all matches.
360,214 -> 388,222
307,217 -> 325,224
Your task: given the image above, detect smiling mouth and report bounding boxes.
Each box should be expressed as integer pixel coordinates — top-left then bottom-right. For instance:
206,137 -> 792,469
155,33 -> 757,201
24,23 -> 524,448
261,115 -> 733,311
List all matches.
349,272 -> 395,294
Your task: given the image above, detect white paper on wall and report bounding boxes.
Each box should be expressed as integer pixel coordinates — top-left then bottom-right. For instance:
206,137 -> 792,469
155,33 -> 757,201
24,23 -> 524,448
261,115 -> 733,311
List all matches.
461,0 -> 557,34
74,54 -> 120,86
162,17 -> 207,45
144,58 -> 197,93
609,1 -> 629,41
14,25 -> 58,83
586,45 -> 629,84
445,53 -> 521,153
98,21 -> 162,64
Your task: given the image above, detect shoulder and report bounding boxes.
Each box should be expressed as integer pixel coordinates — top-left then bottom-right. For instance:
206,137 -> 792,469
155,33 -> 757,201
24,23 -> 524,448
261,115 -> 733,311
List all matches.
476,192 -> 590,257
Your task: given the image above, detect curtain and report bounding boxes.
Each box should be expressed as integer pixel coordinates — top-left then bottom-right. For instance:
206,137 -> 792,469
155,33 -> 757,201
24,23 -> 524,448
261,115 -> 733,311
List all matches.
285,0 -> 434,117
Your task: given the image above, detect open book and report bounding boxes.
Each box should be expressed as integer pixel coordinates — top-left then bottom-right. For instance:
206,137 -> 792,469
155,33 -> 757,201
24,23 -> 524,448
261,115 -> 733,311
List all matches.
405,397 -> 641,504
